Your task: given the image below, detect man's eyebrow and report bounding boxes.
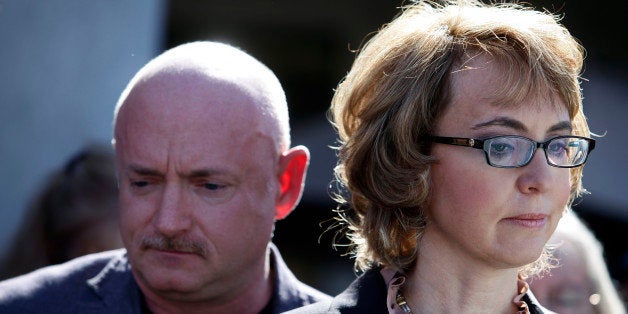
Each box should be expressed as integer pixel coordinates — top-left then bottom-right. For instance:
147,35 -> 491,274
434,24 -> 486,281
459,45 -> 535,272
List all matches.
187,169 -> 232,179
125,166 -> 231,178
471,117 -> 527,132
127,164 -> 162,176
189,169 -> 218,178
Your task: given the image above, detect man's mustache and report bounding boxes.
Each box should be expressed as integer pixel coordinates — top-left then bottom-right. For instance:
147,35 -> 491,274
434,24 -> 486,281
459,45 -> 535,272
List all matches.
140,234 -> 208,257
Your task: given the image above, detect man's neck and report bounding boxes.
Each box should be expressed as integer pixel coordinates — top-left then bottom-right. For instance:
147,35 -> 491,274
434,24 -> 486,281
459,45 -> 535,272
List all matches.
139,253 -> 274,314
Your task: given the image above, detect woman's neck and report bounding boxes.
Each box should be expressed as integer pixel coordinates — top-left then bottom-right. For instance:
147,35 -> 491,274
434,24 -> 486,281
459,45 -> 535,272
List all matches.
402,232 -> 522,313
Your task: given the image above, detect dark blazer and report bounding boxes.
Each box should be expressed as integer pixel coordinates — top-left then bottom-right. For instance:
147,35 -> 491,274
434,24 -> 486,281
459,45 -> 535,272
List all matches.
0,244 -> 329,313
286,268 -> 555,314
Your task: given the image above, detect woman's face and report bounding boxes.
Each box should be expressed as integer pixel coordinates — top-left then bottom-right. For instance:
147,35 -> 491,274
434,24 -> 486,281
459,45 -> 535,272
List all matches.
423,54 -> 571,270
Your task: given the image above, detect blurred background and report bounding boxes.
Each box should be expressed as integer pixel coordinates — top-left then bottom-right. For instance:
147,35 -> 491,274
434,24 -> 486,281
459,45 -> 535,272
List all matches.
0,0 -> 626,297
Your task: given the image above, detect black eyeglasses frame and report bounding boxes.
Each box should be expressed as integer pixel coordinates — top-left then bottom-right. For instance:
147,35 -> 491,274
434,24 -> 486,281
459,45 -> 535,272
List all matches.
424,135 -> 596,168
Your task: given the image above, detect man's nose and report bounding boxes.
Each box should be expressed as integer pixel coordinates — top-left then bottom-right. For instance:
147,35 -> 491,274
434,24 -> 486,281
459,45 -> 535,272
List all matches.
152,183 -> 193,236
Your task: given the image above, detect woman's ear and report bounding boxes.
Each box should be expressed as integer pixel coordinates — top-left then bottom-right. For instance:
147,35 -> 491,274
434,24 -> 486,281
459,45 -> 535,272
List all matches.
275,145 -> 310,220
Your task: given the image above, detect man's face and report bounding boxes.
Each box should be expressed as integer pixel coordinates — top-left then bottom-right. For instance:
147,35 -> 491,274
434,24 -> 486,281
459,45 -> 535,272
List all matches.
114,71 -> 280,302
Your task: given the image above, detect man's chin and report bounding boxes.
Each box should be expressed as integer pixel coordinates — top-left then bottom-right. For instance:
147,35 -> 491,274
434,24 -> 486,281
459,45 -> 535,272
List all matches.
135,268 -> 206,299
133,252 -> 206,286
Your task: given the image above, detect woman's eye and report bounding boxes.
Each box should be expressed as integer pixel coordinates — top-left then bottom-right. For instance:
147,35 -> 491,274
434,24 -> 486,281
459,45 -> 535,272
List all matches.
490,142 -> 514,154
548,141 -> 567,155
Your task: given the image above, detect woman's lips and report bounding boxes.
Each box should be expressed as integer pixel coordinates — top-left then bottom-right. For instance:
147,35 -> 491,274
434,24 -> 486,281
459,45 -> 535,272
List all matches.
503,213 -> 548,228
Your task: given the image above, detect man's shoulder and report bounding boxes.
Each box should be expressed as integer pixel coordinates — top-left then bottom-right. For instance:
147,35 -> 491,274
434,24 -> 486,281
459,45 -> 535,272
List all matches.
286,276 -> 332,306
269,244 -> 332,312
285,268 -> 387,314
0,249 -> 130,312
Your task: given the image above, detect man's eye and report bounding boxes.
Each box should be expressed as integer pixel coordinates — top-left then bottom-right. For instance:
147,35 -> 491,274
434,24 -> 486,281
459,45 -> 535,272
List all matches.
195,181 -> 234,204
203,183 -> 222,191
131,181 -> 149,188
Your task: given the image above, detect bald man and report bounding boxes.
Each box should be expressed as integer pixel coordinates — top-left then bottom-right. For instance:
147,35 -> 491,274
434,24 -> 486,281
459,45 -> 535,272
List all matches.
0,42 -> 330,313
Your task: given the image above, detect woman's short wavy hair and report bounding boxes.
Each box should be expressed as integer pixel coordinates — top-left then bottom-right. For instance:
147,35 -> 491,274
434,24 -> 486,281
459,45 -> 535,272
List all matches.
331,0 -> 589,274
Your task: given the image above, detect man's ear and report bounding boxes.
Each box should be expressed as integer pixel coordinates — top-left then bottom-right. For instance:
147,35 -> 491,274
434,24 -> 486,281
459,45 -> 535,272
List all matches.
275,145 -> 310,220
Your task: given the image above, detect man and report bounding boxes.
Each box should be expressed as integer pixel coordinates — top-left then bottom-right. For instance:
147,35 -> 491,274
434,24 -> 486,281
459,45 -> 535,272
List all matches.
0,41 -> 330,313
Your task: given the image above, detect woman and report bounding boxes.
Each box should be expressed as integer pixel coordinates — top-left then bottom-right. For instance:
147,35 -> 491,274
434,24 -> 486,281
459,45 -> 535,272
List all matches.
291,0 -> 595,313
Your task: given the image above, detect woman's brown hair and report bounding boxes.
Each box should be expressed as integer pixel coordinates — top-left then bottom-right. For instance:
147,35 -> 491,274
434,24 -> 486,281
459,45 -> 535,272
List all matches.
331,0 -> 589,274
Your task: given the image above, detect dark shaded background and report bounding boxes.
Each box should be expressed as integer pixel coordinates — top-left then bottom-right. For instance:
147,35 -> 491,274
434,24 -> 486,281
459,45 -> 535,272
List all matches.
163,1 -> 628,295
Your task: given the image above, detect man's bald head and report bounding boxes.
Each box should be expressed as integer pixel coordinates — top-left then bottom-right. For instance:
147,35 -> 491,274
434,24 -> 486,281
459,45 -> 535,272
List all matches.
113,41 -> 290,152
108,42 -> 315,311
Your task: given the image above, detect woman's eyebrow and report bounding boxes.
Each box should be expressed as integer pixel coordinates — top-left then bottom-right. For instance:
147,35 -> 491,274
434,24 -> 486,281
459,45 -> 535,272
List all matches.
547,121 -> 573,133
470,117 -> 573,134
471,116 -> 527,131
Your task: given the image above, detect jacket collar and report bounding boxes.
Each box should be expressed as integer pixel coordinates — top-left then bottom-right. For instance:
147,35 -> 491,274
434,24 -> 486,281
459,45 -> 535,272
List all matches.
263,243 -> 321,312
86,249 -> 144,312
85,244 -> 321,313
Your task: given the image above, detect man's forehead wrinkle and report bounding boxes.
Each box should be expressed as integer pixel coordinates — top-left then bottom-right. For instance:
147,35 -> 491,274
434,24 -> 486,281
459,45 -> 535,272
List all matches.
132,73 -> 256,121
141,44 -> 276,92
134,56 -> 265,109
115,42 -> 289,155
152,45 -> 284,123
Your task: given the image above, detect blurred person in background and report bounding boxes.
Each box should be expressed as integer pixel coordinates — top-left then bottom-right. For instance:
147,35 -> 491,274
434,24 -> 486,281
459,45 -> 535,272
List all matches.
0,41 -> 329,313
0,143 -> 122,280
291,0 -> 596,313
528,210 -> 626,314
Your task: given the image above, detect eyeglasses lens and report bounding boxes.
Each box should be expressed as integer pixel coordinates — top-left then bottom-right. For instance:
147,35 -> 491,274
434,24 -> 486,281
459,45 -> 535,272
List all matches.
547,137 -> 589,167
484,136 -> 589,168
485,137 -> 534,167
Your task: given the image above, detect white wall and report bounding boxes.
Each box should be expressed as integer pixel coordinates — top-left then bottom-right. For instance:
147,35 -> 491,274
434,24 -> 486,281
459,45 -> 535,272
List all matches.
0,0 -> 165,256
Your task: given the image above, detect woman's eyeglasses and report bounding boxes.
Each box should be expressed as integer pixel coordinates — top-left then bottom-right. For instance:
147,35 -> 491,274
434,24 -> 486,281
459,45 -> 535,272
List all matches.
425,135 -> 595,168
